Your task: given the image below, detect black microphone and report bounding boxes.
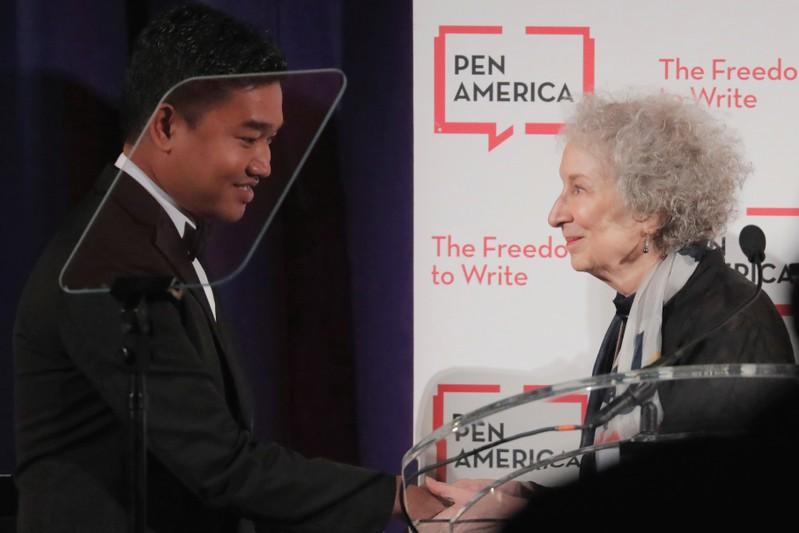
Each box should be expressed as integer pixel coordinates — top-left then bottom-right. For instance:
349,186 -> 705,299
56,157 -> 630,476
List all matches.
588,382 -> 657,429
739,224 -> 766,266
589,229 -> 768,431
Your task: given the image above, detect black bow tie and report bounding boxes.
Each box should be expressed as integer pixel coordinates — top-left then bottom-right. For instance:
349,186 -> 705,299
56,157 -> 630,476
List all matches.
182,221 -> 206,261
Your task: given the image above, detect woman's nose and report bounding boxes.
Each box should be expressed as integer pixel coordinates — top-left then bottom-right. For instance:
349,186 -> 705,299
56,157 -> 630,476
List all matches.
547,192 -> 571,228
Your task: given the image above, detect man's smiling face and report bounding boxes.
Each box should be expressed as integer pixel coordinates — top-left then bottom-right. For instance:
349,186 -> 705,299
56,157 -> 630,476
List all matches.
165,82 -> 284,222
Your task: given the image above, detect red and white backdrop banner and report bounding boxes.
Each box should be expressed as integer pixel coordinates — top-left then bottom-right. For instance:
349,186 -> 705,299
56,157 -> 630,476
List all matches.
412,0 -> 799,482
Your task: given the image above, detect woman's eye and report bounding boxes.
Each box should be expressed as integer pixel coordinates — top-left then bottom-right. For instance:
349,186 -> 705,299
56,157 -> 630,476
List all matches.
239,137 -> 257,145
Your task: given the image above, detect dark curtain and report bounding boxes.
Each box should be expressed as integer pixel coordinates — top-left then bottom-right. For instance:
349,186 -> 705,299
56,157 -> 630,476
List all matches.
0,0 -> 413,490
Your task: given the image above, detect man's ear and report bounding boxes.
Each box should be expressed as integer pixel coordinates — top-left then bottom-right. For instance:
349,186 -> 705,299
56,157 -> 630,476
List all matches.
147,103 -> 180,152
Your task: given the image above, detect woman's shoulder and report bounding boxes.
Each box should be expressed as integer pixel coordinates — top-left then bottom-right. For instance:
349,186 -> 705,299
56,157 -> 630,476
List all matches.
663,245 -> 794,364
672,244 -> 761,307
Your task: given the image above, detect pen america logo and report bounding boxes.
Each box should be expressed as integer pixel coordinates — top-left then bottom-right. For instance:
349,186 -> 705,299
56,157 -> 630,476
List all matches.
432,384 -> 586,482
433,25 -> 595,151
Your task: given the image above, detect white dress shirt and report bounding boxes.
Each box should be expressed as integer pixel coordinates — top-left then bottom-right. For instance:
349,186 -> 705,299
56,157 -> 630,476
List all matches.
114,153 -> 217,319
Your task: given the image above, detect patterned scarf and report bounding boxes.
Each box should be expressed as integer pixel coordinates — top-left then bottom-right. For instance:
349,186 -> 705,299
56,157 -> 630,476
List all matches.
594,250 -> 700,447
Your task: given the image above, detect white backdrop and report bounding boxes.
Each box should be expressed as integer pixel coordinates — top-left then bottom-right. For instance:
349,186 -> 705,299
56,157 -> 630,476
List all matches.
412,0 -> 799,478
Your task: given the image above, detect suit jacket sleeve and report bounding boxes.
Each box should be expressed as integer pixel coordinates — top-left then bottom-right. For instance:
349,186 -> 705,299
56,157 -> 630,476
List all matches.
57,284 -> 395,532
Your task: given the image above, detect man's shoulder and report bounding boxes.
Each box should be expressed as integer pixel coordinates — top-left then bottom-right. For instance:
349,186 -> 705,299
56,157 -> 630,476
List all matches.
16,168 -> 167,312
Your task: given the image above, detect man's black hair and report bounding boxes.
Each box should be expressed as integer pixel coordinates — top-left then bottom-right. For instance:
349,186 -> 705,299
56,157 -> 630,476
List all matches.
121,3 -> 287,142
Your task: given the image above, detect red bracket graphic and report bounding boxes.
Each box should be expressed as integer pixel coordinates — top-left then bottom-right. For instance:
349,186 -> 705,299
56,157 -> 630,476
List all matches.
432,384 -> 501,481
524,26 -> 595,135
746,207 -> 799,216
522,385 -> 588,422
433,25 -> 595,150
744,205 -> 798,315
434,26 -> 511,151
430,383 -> 587,481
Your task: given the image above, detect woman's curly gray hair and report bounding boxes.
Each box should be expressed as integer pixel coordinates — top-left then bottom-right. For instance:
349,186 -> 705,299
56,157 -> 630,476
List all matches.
562,93 -> 750,253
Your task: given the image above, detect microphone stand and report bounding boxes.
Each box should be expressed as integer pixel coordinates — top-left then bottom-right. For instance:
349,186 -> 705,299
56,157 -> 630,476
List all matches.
110,276 -> 177,533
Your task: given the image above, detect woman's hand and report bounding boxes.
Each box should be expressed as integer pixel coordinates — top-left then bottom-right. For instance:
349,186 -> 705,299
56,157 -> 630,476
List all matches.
437,478 -> 534,498
416,478 -> 529,532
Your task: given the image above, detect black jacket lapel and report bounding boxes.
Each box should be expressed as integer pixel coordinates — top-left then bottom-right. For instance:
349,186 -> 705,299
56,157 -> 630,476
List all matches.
108,172 -> 252,425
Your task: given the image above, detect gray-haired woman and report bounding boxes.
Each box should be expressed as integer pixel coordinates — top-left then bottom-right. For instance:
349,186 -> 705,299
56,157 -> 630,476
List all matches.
423,94 -> 796,526
548,93 -> 794,464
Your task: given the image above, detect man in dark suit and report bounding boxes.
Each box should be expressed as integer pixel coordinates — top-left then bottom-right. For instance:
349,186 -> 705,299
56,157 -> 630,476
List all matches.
13,4 -> 441,532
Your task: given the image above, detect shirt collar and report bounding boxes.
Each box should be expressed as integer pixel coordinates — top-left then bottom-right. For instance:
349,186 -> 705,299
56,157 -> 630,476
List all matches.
114,153 -> 196,237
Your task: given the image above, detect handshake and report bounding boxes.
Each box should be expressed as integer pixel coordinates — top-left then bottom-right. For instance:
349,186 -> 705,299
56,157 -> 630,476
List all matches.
399,476 -> 532,532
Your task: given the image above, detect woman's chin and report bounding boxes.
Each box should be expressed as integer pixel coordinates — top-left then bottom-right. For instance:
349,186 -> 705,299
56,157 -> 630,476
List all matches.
568,255 -> 590,273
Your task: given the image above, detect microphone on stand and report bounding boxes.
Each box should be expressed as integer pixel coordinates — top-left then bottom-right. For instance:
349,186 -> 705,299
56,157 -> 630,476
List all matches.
739,224 -> 766,284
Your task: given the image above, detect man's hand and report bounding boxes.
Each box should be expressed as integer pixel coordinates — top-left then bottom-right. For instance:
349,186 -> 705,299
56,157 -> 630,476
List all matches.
393,476 -> 448,521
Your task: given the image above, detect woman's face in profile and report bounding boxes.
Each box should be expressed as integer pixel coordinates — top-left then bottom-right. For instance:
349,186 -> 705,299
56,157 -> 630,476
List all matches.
548,143 -> 652,284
